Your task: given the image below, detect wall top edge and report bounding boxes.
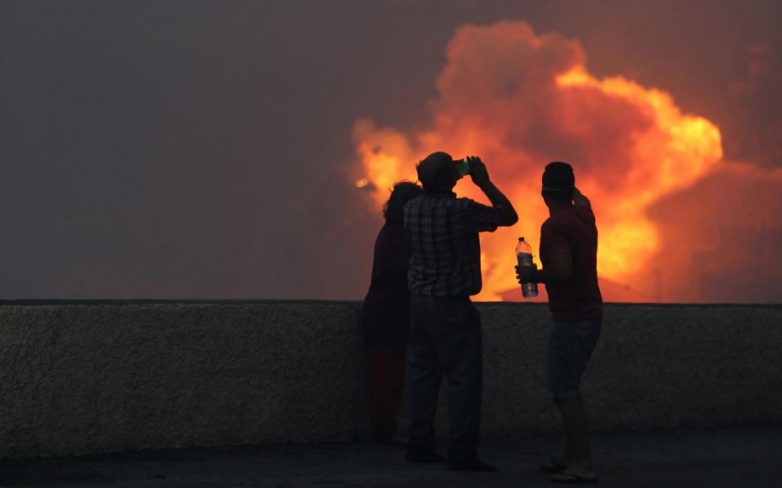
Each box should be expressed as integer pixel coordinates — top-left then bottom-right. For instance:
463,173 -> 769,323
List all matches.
0,299 -> 779,309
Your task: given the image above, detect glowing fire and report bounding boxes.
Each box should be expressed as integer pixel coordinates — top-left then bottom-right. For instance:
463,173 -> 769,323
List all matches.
352,21 -> 723,301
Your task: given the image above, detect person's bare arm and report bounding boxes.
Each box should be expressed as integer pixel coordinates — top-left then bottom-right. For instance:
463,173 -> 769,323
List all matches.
573,187 -> 591,208
467,156 -> 518,226
516,244 -> 573,284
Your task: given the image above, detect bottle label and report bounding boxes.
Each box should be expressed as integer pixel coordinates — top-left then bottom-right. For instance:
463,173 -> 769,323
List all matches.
516,252 -> 538,298
517,252 -> 533,266
522,283 -> 539,298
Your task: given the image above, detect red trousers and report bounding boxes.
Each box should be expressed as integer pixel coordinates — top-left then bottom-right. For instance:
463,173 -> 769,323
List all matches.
369,345 -> 407,441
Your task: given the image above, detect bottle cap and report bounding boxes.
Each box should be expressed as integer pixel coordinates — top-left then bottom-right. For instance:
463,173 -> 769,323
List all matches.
518,237 -> 525,241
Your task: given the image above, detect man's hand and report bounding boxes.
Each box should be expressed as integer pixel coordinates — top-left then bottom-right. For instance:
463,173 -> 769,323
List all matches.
515,264 -> 538,284
467,156 -> 491,187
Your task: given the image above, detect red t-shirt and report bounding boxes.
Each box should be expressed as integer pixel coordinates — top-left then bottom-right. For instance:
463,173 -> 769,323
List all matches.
540,205 -> 603,322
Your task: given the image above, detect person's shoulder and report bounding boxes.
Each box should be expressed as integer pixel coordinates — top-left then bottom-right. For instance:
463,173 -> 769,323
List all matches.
378,221 -> 409,245
455,197 -> 490,209
544,210 -> 570,225
573,204 -> 596,222
403,194 -> 425,215
550,206 -> 587,225
559,206 -> 595,233
404,194 -> 425,207
541,213 -> 568,236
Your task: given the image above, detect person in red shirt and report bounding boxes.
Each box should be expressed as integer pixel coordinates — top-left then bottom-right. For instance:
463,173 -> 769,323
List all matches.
361,181 -> 422,443
517,161 -> 602,484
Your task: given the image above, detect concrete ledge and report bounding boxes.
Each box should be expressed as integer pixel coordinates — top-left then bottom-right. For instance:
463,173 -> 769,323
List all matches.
0,301 -> 780,458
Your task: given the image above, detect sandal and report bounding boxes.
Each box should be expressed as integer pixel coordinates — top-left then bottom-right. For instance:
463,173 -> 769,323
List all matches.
549,470 -> 599,484
540,459 -> 567,473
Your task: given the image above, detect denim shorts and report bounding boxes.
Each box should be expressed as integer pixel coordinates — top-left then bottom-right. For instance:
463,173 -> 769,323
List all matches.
548,320 -> 601,400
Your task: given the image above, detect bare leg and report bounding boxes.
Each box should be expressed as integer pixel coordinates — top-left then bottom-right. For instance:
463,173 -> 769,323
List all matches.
558,433 -> 576,466
554,395 -> 594,473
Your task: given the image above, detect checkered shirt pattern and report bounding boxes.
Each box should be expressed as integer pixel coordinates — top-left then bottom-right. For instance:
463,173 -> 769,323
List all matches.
403,193 -> 508,297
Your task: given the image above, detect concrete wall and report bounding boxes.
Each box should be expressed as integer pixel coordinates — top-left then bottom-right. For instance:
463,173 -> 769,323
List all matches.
0,301 -> 780,458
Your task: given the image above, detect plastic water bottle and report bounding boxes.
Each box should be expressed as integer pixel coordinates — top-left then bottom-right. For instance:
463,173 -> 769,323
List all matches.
516,237 -> 539,298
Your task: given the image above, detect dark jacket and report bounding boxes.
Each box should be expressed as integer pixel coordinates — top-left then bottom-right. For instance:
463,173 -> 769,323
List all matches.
361,223 -> 411,346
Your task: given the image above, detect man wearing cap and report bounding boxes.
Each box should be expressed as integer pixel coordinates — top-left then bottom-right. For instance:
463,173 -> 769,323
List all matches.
403,152 -> 517,472
516,161 -> 602,483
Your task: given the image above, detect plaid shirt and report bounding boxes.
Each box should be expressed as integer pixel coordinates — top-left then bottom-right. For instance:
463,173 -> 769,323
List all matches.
404,192 -> 508,297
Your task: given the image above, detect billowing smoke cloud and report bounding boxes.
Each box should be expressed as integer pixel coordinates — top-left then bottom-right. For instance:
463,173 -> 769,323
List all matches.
647,163 -> 782,302
352,20 -> 781,302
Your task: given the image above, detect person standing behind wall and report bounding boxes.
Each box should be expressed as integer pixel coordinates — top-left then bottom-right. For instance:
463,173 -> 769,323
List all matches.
361,182 -> 423,443
404,152 -> 517,472
516,161 -> 602,484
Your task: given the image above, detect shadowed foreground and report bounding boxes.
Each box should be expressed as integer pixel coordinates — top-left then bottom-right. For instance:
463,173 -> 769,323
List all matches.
2,427 -> 780,487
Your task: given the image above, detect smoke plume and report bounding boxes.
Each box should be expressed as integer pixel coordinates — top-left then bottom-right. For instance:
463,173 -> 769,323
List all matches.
353,21 -> 781,302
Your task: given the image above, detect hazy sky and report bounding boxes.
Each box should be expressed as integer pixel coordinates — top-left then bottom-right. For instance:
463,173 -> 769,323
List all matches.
1,1 -> 780,300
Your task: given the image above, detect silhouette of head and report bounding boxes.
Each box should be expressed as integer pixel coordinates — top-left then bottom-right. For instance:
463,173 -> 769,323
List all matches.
542,161 -> 575,205
417,152 -> 458,193
383,181 -> 423,224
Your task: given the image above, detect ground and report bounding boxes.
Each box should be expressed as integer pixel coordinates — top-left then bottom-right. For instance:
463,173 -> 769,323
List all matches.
1,427 -> 780,487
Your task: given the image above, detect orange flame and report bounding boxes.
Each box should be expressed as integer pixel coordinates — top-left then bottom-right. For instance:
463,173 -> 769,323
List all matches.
352,21 -> 722,301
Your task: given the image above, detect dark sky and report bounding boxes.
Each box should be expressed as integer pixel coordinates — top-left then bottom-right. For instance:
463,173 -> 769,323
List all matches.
1,0 -> 780,299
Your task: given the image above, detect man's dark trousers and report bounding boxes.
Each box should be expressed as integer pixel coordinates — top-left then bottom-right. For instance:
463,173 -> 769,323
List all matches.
407,295 -> 482,462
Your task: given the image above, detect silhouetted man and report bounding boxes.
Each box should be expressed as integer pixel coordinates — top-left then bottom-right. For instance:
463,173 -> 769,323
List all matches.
517,161 -> 602,483
404,152 -> 517,472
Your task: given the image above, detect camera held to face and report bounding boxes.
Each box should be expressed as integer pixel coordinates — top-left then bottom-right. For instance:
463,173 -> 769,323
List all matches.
453,158 -> 471,177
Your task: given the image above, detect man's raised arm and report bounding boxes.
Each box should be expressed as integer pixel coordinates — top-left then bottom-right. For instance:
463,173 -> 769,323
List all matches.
573,187 -> 591,208
467,156 -> 518,226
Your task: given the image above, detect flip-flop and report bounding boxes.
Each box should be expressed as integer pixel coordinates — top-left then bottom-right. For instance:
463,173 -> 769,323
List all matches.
549,470 -> 599,484
540,459 -> 567,473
